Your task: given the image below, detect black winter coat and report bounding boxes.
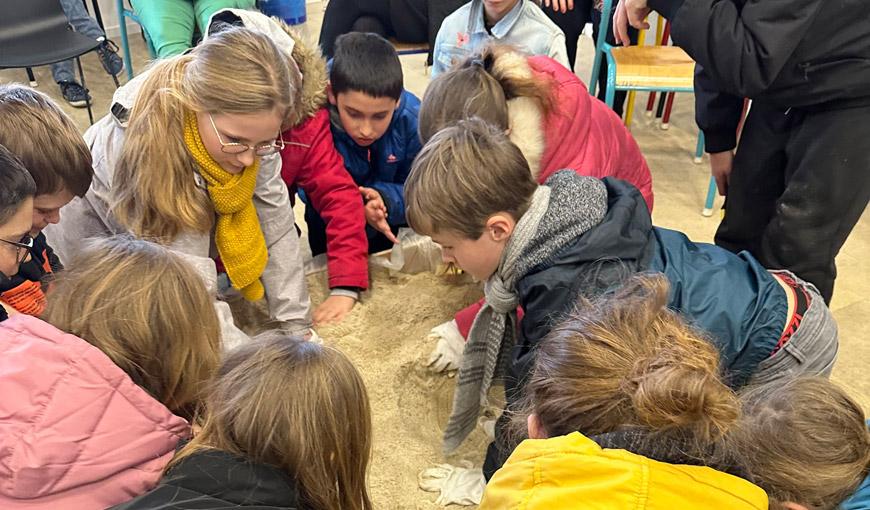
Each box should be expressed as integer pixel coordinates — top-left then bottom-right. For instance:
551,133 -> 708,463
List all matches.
648,0 -> 870,152
111,449 -> 301,509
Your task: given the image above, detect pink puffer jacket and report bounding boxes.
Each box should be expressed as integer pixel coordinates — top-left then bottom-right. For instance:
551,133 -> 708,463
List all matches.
0,314 -> 190,509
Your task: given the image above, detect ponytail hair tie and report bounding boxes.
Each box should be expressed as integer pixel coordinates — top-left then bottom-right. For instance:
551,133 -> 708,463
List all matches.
470,58 -> 485,68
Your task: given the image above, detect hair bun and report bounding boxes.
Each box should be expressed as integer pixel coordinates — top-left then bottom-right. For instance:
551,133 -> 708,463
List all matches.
627,350 -> 739,442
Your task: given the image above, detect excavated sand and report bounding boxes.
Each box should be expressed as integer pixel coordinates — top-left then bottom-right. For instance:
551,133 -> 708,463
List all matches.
228,266 -> 494,509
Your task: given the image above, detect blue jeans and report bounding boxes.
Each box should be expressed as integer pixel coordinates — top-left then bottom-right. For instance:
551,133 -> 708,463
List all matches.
51,0 -> 105,83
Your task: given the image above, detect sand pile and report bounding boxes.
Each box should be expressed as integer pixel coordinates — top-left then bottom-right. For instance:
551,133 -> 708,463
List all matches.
229,265 -> 495,509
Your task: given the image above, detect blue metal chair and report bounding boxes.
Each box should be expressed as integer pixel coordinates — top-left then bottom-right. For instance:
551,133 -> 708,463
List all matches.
590,0 -> 717,215
694,132 -> 718,216
116,0 -> 156,80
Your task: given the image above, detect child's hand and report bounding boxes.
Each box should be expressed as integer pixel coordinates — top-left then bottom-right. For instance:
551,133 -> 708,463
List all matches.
360,186 -> 399,244
313,295 -> 356,325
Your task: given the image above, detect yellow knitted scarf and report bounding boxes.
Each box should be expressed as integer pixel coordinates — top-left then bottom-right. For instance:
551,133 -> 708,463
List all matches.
183,111 -> 267,301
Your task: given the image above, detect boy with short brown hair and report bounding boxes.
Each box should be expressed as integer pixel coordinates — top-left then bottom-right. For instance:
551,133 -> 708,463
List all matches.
406,118 -> 837,480
0,84 -> 93,316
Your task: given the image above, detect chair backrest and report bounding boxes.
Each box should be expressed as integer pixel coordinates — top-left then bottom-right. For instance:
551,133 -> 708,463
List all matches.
0,0 -> 72,45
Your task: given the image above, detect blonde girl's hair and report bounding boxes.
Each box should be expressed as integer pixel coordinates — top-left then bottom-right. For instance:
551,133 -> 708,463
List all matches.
419,44 -> 555,143
514,272 -> 739,447
171,333 -> 373,510
112,26 -> 298,241
727,377 -> 870,510
42,234 -> 221,421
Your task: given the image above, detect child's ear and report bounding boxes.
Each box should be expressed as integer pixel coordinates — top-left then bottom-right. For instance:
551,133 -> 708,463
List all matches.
486,213 -> 516,242
327,82 -> 337,105
527,414 -> 547,439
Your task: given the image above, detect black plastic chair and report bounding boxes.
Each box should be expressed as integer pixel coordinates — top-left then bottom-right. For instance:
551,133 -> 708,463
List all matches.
0,0 -> 119,124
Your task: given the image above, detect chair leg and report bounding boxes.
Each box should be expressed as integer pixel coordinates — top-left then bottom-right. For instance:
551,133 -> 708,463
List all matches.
624,91 -> 636,128
645,91 -> 656,117
703,176 -> 717,216
661,92 -> 676,130
604,74 -> 617,108
76,57 -> 94,125
26,67 -> 38,87
655,92 -> 666,118
117,2 -> 135,80
694,130 -> 705,164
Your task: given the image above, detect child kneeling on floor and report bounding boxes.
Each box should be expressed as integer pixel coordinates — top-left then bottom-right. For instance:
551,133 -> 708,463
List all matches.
404,118 -> 839,478
303,31 -> 422,256
114,333 -> 373,510
480,273 -> 768,509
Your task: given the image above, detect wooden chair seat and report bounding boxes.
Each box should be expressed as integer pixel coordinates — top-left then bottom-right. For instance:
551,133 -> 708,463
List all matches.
611,45 -> 695,89
388,38 -> 429,55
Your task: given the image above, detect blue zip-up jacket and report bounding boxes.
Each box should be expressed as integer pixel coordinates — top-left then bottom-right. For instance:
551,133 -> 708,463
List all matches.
512,177 -> 786,393
328,90 -> 422,226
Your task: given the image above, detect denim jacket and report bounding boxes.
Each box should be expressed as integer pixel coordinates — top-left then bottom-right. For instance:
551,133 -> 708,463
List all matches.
432,0 -> 569,75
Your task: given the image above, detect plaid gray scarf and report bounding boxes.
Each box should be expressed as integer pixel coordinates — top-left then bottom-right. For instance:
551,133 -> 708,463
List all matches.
443,172 -> 608,453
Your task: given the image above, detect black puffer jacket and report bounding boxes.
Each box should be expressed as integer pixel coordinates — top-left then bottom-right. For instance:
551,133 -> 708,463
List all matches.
651,0 -> 870,110
111,449 -> 301,509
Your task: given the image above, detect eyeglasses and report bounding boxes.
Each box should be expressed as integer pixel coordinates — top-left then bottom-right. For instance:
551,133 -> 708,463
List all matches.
0,235 -> 34,264
208,114 -> 285,157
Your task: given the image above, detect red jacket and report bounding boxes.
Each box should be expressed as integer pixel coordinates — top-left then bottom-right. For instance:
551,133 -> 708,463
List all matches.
527,55 -> 654,210
280,108 -> 369,290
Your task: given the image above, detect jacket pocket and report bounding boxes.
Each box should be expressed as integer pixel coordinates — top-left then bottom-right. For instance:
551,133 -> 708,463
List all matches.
435,42 -> 470,71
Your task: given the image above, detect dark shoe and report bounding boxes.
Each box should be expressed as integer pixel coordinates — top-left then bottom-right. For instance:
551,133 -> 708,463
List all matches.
58,81 -> 91,108
95,37 -> 124,76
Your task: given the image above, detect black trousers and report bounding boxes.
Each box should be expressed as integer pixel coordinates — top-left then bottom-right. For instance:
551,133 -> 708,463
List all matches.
318,0 -> 428,58
715,101 -> 870,303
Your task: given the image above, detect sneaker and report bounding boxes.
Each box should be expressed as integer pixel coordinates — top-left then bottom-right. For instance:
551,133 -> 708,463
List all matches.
58,81 -> 91,108
95,37 -> 124,76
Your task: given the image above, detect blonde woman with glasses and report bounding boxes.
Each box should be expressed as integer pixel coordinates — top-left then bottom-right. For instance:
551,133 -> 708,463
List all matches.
48,26 -> 325,348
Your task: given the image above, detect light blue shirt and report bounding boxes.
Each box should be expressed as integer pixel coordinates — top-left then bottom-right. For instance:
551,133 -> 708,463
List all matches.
432,0 -> 569,76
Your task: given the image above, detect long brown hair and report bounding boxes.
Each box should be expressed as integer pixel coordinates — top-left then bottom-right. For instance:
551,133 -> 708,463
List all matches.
514,272 -> 739,447
727,377 -> 870,510
43,235 -> 221,420
112,26 -> 298,241
172,333 -> 373,510
419,44 -> 555,143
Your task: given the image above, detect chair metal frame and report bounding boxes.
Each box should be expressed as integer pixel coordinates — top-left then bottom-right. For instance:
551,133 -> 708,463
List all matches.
0,0 -> 118,125
116,0 -> 156,80
589,0 -> 716,216
589,0 -> 695,105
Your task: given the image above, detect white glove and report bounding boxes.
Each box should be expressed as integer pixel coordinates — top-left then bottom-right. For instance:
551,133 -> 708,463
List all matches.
426,320 -> 465,372
419,461 -> 485,506
306,329 -> 323,344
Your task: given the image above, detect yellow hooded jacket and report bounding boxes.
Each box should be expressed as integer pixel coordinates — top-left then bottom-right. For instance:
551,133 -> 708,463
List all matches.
480,432 -> 768,509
